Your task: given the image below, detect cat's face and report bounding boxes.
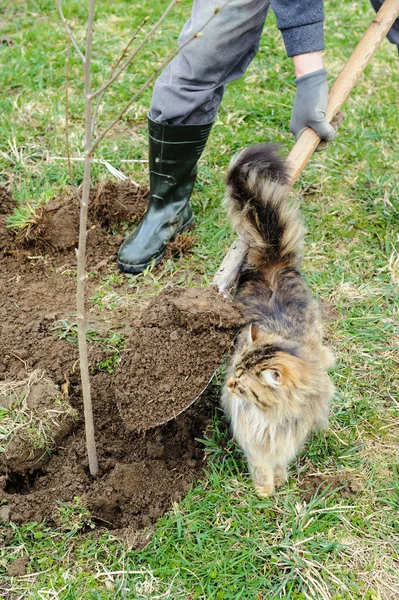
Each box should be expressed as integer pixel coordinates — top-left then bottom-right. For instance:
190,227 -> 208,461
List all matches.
226,366 -> 282,409
226,324 -> 313,411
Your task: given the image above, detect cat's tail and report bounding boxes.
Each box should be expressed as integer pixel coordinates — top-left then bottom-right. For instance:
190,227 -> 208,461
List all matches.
224,144 -> 305,269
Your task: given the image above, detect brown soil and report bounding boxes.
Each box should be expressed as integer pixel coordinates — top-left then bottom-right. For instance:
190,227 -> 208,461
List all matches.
1,377 -> 218,538
299,471 -> 363,502
7,556 -> 29,577
0,183 -> 237,540
0,187 -> 16,256
114,286 -> 244,432
164,231 -> 198,259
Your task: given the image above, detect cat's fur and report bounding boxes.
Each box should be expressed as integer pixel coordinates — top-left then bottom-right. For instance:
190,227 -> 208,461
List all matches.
221,144 -> 335,497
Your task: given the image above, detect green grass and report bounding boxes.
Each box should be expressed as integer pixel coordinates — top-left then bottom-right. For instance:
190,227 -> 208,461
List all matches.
1,0 -> 399,598
51,319 -> 127,373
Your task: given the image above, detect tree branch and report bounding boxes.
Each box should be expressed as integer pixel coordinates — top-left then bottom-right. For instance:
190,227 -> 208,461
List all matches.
89,0 -> 180,100
55,0 -> 85,62
90,3 -> 230,153
91,16 -> 149,137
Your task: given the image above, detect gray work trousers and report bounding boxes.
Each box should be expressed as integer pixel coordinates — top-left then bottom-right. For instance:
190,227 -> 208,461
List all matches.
149,0 -> 270,125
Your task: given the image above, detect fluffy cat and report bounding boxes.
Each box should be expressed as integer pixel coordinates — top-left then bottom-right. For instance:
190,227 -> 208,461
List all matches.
221,144 -> 335,497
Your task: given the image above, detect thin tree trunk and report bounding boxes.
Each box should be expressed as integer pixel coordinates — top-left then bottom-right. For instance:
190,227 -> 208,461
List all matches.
76,0 -> 98,477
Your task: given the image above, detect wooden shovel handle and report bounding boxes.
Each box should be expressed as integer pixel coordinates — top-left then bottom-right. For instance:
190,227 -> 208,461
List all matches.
288,0 -> 399,185
213,0 -> 399,294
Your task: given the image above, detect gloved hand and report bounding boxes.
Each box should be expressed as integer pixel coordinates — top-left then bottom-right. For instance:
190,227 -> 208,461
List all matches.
290,68 -> 336,144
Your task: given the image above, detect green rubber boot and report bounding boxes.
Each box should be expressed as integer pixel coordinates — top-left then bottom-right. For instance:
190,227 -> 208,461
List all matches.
118,117 -> 213,274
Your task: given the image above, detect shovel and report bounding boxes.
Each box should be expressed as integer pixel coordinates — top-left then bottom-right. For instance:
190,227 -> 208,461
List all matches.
116,0 -> 399,432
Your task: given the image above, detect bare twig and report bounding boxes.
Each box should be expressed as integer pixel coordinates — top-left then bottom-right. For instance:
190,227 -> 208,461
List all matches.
111,17 -> 150,72
65,41 -> 72,180
65,40 -> 81,202
55,0 -> 85,62
90,3 -> 229,153
91,16 -> 149,136
89,0 -> 180,100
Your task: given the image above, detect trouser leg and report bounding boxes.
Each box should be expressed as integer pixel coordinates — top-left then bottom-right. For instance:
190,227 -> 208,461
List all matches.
118,0 -> 270,273
150,0 -> 270,124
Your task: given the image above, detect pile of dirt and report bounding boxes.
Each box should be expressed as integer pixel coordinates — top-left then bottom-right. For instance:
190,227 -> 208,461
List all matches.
0,187 -> 15,214
0,183 -> 236,540
7,556 -> 30,577
89,180 -> 149,229
114,286 -> 244,431
0,187 -> 16,255
164,231 -> 198,259
9,180 -> 149,266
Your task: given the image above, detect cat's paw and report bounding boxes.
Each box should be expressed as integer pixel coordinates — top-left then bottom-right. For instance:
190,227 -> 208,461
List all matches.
274,468 -> 288,487
254,483 -> 275,497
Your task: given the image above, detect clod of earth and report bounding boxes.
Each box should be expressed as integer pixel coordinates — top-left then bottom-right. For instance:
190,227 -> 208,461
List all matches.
164,231 -> 197,259
0,371 -> 77,474
113,286 -> 244,432
7,555 -> 30,577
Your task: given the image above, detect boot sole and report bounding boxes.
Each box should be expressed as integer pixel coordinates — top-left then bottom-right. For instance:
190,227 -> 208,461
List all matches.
117,219 -> 194,275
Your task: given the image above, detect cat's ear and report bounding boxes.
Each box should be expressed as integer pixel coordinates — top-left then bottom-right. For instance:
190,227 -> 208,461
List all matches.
248,323 -> 261,343
261,369 -> 282,388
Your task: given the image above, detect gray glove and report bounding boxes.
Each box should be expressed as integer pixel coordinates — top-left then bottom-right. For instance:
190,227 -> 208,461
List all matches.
290,68 -> 336,143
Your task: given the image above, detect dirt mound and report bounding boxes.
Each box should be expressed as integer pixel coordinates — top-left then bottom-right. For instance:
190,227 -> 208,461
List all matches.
0,181 -> 198,272
27,180 -> 149,251
9,180 -> 149,265
300,471 -> 363,502
0,186 -> 16,255
30,198 -> 80,250
114,286 -> 244,432
7,556 -> 29,577
0,186 -> 15,215
89,179 -> 149,229
164,230 -> 197,259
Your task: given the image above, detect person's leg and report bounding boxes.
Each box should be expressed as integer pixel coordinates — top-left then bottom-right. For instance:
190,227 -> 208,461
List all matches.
118,0 -> 270,274
151,0 -> 271,125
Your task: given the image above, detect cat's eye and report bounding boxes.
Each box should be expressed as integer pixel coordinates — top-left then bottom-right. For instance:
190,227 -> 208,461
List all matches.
261,369 -> 282,387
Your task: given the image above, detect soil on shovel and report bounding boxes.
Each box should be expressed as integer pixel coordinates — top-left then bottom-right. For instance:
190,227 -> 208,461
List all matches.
0,183 -> 240,541
114,286 -> 244,432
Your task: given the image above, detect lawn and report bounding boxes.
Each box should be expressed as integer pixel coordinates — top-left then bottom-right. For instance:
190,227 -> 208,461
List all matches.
0,0 -> 398,598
